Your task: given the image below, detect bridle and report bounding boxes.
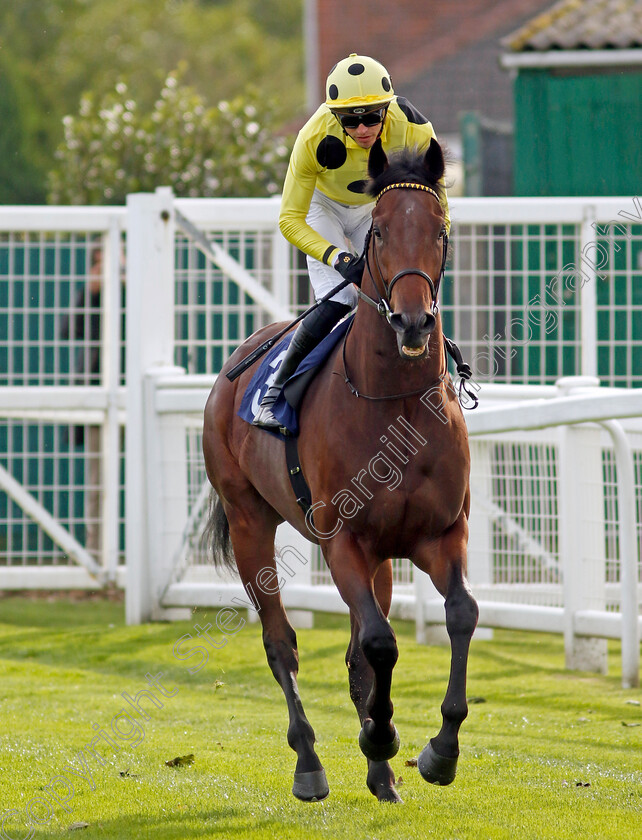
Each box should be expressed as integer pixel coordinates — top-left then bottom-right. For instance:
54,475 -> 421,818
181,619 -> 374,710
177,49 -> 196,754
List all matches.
356,181 -> 448,324
338,179 -> 478,408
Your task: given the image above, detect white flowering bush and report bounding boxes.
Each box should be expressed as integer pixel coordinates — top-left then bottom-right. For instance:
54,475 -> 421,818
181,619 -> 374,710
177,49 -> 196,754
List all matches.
48,70 -> 293,204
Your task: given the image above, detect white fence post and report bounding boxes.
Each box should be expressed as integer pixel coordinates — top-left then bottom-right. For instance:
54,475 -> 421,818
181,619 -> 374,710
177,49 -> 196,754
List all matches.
271,228 -> 293,312
125,187 -> 176,624
600,420 -> 640,688
143,365 -> 190,621
557,377 -> 608,673
467,440 -> 494,592
580,204 -> 598,378
414,570 -> 449,645
102,219 -> 124,581
275,522 -> 314,628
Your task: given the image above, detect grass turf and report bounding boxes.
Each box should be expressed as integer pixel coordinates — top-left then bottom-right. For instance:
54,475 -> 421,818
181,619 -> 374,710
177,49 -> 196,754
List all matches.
0,595 -> 640,840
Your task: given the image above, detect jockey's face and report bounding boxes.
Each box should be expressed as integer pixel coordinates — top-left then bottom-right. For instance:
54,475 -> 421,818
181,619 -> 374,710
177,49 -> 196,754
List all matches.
343,122 -> 382,149
333,106 -> 386,149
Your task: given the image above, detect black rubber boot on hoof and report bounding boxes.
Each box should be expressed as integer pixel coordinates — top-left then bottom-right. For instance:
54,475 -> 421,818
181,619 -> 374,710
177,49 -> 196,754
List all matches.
292,769 -> 329,801
417,741 -> 458,786
358,719 -> 400,762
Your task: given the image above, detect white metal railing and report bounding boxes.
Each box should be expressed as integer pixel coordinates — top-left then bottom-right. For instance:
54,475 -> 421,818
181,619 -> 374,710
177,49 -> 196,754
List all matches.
0,207 -> 126,586
466,378 -> 642,688
445,195 -> 642,388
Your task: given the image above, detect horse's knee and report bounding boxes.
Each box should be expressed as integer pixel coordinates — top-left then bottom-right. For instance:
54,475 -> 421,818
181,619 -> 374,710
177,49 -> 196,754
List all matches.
445,586 -> 478,639
361,626 -> 398,670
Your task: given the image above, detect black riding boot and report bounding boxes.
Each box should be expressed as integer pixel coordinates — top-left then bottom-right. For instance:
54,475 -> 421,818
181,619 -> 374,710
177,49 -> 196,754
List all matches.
252,300 -> 351,429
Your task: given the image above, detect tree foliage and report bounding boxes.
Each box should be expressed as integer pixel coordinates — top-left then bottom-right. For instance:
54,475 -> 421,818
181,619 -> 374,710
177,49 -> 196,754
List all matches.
0,56 -> 43,203
48,69 -> 293,204
0,0 -> 303,203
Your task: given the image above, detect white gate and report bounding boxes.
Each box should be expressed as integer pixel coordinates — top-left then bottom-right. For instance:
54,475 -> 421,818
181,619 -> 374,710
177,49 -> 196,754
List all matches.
0,207 -> 126,588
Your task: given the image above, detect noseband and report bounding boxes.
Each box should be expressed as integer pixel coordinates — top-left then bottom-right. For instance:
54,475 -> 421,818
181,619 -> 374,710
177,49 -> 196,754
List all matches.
357,181 -> 448,324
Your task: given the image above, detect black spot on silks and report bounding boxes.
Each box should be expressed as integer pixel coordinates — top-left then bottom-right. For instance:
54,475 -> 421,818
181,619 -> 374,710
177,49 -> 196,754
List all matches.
347,180 -> 367,194
396,96 -> 428,125
316,136 -> 347,169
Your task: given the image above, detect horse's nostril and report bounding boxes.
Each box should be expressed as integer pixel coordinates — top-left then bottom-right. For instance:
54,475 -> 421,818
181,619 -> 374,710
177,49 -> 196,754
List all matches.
389,312 -> 410,334
421,312 -> 436,334
390,311 -> 435,337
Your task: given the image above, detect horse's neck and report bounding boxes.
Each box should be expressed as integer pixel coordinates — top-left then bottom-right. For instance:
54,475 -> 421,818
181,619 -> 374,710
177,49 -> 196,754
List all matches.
347,303 -> 445,395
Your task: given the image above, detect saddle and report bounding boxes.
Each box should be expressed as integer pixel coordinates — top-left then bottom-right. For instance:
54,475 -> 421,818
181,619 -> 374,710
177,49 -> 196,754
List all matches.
238,316 -> 353,438
238,318 -> 354,519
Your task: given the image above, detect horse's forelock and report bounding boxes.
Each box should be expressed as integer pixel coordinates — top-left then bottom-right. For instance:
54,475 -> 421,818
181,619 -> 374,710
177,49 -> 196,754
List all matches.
366,146 -> 443,200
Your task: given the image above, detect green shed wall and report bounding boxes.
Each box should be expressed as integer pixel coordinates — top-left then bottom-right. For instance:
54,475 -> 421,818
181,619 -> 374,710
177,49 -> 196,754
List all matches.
514,67 -> 642,196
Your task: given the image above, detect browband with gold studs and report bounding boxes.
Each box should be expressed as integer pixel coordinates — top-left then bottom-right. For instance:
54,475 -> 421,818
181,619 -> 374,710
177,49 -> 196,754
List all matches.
375,182 -> 441,204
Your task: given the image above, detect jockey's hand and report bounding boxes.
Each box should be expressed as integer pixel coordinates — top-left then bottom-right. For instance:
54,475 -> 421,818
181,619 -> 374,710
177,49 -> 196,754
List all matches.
334,251 -> 365,286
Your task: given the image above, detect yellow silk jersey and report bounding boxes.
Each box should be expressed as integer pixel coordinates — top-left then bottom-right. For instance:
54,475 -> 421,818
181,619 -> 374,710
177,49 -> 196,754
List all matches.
279,96 -> 450,266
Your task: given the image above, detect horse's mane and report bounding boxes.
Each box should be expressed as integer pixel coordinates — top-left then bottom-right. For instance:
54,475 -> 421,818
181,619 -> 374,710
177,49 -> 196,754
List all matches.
365,145 -> 445,201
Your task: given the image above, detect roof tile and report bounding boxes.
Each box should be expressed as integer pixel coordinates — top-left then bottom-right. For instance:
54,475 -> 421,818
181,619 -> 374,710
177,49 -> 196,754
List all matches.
503,0 -> 642,50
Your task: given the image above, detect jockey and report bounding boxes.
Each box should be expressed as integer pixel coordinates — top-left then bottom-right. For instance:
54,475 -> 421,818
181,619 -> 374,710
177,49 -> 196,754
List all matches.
253,53 -> 450,429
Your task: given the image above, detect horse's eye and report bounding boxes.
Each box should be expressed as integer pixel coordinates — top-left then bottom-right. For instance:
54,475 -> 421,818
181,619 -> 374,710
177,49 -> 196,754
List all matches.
373,226 -> 383,240
438,226 -> 446,239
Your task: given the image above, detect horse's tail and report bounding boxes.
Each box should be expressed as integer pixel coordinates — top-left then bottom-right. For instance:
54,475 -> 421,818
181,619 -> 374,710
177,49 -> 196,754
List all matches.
201,490 -> 237,574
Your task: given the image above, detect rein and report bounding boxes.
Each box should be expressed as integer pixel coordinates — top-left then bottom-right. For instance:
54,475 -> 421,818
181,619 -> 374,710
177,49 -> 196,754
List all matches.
338,317 -> 446,401
341,180 -> 478,408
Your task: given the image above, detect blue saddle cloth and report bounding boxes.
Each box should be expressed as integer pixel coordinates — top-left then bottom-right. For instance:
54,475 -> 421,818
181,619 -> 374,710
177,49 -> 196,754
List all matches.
238,316 -> 352,437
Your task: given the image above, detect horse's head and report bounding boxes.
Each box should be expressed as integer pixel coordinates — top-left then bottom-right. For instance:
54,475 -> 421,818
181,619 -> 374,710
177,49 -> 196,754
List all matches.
365,139 -> 447,360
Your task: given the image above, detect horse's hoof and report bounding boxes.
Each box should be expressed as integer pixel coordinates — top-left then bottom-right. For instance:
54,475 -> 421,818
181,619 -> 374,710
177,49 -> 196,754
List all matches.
367,760 -> 403,803
377,787 -> 403,803
358,720 -> 400,762
292,769 -> 329,801
417,742 -> 458,786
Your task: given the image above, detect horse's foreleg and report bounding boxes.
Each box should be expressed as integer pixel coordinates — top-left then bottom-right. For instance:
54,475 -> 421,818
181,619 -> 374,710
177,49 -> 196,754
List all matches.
328,539 -> 400,769
229,517 -> 328,801
345,561 -> 401,802
415,523 -> 479,786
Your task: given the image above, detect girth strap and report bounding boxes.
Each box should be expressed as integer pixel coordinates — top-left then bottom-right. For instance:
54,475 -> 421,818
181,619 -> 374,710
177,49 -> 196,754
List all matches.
284,434 -> 314,523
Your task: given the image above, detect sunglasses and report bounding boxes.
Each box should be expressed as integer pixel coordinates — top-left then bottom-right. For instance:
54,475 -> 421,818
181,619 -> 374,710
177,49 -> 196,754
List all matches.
336,108 -> 386,129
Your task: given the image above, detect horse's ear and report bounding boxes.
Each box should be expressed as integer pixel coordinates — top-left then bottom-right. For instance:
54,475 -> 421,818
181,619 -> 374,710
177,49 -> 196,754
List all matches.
424,138 -> 445,182
368,138 -> 388,179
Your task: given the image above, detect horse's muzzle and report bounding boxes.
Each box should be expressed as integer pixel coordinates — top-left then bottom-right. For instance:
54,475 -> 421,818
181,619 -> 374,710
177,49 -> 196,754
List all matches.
389,310 -> 436,358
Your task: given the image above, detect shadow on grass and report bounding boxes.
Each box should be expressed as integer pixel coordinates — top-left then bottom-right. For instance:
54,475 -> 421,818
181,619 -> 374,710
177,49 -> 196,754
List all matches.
11,806 -> 290,840
0,594 -> 125,629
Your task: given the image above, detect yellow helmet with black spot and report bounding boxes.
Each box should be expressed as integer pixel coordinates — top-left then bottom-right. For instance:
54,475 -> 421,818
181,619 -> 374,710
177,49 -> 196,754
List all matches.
325,53 -> 394,111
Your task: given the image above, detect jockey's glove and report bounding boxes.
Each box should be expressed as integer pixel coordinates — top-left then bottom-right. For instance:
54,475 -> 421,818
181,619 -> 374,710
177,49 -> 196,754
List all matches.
334,251 -> 365,286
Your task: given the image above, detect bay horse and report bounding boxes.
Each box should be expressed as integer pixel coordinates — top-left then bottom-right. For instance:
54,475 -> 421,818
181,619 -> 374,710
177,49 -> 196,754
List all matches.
202,138 -> 478,803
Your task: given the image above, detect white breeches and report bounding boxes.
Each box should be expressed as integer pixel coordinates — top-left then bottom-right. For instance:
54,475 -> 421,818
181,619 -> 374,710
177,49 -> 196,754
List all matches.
306,189 -> 374,307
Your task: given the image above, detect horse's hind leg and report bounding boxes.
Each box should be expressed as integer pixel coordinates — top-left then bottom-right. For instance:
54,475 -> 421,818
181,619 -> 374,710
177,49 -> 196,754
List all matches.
415,521 -> 479,786
345,560 -> 401,803
228,512 -> 328,801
